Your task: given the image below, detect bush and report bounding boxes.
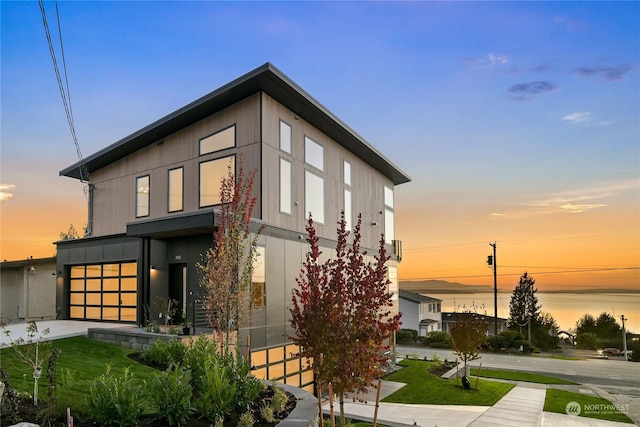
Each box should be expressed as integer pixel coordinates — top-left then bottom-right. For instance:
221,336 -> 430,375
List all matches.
148,366 -> 194,426
85,365 -> 148,427
184,335 -> 220,380
425,331 -> 451,347
195,362 -> 238,422
576,332 -> 598,350
270,382 -> 288,413
497,330 -> 525,349
144,338 -> 187,368
397,329 -> 418,344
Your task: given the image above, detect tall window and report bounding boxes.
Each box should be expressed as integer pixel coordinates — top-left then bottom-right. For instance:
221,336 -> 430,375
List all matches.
384,185 -> 394,243
136,175 -> 150,217
280,158 -> 291,214
251,246 -> 266,308
343,161 -> 351,186
388,265 -> 398,301
305,170 -> 324,224
279,120 -> 291,154
200,156 -> 235,207
200,125 -> 235,155
304,136 -> 323,171
168,167 -> 183,212
344,160 -> 352,230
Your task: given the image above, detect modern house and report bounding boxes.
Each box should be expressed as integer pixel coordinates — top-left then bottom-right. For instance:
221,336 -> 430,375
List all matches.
0,257 -> 57,323
55,63 -> 410,390
441,311 -> 508,336
398,290 -> 442,336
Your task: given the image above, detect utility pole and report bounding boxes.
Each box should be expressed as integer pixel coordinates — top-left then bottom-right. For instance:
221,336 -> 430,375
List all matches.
488,242 -> 498,351
621,315 -> 628,361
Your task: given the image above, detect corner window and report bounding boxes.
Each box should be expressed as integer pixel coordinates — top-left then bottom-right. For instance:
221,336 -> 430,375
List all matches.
280,120 -> 292,154
280,158 -> 292,214
251,247 -> 266,308
304,136 -> 323,171
305,170 -> 324,224
384,186 -> 394,244
200,155 -> 235,207
136,175 -> 150,217
168,167 -> 183,213
199,125 -> 235,155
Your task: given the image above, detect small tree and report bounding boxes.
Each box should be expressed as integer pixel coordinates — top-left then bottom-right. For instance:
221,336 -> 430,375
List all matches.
198,156 -> 261,353
508,272 -> 540,342
450,311 -> 488,379
289,213 -> 401,427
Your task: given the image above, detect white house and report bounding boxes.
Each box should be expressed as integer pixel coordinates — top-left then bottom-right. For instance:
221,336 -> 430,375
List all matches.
399,289 -> 442,336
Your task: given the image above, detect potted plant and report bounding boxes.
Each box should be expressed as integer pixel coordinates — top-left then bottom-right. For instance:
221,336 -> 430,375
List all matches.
182,311 -> 192,335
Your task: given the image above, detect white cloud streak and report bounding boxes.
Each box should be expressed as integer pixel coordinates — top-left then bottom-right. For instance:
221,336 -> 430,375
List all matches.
0,183 -> 16,202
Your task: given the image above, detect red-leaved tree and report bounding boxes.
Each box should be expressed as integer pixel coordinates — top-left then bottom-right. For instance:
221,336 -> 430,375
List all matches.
289,212 -> 401,427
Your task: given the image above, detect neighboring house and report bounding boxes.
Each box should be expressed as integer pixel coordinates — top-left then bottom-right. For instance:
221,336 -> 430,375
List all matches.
55,63 -> 410,390
398,290 -> 442,336
441,311 -> 508,336
0,257 -> 57,323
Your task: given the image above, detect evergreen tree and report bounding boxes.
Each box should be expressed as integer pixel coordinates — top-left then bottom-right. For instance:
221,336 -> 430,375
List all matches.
508,272 -> 540,340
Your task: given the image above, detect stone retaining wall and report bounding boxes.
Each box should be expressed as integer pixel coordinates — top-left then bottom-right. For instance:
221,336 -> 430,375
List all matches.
88,327 -> 188,352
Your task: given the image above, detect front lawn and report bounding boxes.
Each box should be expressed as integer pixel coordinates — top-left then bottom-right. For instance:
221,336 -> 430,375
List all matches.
545,389 -> 634,424
382,359 -> 514,406
470,368 -> 578,385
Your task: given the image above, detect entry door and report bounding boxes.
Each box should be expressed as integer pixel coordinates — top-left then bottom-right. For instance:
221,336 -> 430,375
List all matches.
169,264 -> 187,322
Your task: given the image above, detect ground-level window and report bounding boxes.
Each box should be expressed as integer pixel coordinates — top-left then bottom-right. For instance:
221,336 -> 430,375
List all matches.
251,344 -> 314,393
69,262 -> 137,322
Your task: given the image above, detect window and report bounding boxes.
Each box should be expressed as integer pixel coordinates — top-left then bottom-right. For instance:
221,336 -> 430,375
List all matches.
304,136 -> 323,171
344,189 -> 352,231
384,186 -> 394,244
305,170 -> 324,223
168,167 -> 183,212
280,120 -> 291,154
251,247 -> 266,308
136,175 -> 150,217
344,161 -> 351,186
388,266 -> 398,301
280,158 -> 291,214
199,125 -> 235,155
200,156 -> 234,207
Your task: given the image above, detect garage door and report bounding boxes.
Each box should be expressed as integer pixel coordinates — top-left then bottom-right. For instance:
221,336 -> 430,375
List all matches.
69,262 -> 137,322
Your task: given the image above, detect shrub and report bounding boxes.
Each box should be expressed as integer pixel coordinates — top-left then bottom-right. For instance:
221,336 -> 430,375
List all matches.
148,366 -> 194,426
396,329 -> 418,344
184,335 -> 220,380
425,331 -> 451,347
144,338 -> 187,368
85,365 -> 148,427
195,362 -> 237,422
271,382 -> 288,413
238,410 -> 254,427
497,330 -> 524,349
261,405 -> 276,423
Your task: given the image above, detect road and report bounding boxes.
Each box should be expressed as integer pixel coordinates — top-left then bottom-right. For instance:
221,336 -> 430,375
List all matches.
396,345 -> 640,388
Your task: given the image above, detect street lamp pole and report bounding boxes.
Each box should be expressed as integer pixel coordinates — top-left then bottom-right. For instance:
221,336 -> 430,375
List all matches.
489,242 -> 498,350
621,314 -> 628,362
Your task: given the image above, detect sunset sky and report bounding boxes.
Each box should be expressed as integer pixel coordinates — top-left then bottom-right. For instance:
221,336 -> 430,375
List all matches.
2,1 -> 638,292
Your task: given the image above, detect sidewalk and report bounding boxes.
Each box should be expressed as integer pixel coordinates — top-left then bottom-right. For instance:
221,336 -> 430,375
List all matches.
0,320 -> 134,347
323,381 -> 637,427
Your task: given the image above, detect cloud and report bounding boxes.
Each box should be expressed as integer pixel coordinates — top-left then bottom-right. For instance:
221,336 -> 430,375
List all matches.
562,112 -> 591,123
0,184 -> 16,202
508,81 -> 556,94
465,53 -> 509,68
574,64 -> 633,81
491,179 -> 639,218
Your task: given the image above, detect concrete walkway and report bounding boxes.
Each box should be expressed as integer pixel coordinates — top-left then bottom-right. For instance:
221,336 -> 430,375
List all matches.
323,381 -> 637,427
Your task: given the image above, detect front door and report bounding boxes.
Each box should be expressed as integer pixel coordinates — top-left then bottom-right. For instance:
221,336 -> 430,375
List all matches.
169,264 -> 187,322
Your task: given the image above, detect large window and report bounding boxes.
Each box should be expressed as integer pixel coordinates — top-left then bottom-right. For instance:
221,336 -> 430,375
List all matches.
200,156 -> 235,207
279,120 -> 291,154
136,175 -> 150,217
69,262 -> 137,322
251,247 -> 266,308
344,189 -> 352,231
168,167 -> 183,212
280,158 -> 291,214
305,170 -> 324,224
384,185 -> 395,243
304,136 -> 323,171
200,125 -> 235,155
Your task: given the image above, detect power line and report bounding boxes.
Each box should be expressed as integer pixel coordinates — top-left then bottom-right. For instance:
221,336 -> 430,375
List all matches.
403,266 -> 640,281
38,0 -> 90,185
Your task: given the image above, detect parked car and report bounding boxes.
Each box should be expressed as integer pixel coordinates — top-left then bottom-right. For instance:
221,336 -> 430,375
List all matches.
603,348 -> 621,356
622,349 -> 633,357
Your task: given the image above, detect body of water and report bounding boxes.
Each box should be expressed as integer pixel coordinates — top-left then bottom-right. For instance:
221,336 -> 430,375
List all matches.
424,292 -> 640,335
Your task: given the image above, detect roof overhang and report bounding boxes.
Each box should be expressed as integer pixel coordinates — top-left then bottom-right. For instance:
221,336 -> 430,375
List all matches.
127,210 -> 215,239
60,63 -> 411,185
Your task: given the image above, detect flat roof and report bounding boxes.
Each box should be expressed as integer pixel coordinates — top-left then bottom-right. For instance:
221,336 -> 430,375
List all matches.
60,63 -> 411,186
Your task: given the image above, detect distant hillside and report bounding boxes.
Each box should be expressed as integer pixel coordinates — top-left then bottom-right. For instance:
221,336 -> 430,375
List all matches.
400,279 -> 493,294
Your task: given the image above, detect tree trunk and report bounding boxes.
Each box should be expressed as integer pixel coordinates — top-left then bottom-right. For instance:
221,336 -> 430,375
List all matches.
339,392 -> 346,427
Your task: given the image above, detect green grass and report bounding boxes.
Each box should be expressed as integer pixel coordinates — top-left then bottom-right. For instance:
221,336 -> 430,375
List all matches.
382,359 -> 514,406
0,336 -> 157,405
545,389 -> 634,424
470,368 -> 578,385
